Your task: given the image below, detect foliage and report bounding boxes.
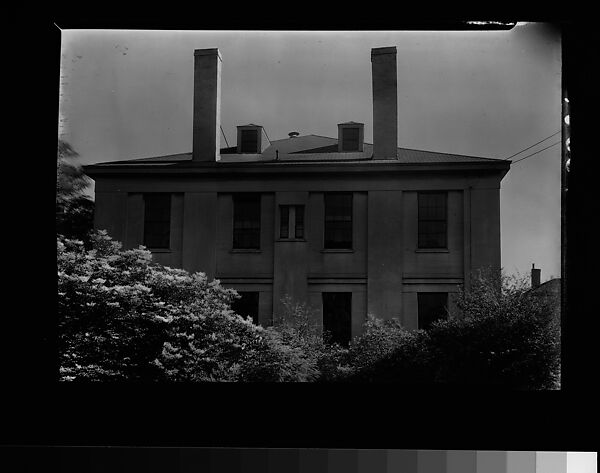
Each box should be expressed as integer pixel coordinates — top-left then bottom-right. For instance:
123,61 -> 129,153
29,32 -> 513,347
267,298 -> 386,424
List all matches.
58,231 -> 172,381
341,317 -> 434,383
58,231 -> 319,382
426,268 -> 561,389
58,237 -> 559,388
56,139 -> 94,242
56,195 -> 95,243
267,295 -> 351,382
57,140 -> 91,203
344,267 -> 561,388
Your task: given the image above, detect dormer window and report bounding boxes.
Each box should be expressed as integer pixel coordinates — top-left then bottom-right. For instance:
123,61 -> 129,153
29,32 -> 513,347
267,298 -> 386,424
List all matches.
337,122 -> 364,152
237,124 -> 263,154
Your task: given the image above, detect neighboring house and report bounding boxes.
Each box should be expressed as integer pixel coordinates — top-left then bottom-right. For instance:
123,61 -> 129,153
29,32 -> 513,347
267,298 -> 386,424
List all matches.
529,264 -> 561,322
84,46 -> 510,345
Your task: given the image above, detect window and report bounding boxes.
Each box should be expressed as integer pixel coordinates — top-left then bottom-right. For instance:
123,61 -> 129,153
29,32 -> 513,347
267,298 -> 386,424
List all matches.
417,292 -> 448,330
418,192 -> 447,249
143,193 -> 171,249
233,194 -> 261,249
322,292 -> 352,346
341,127 -> 360,151
324,193 -> 352,249
232,291 -> 259,325
240,129 -> 258,153
279,205 -> 305,239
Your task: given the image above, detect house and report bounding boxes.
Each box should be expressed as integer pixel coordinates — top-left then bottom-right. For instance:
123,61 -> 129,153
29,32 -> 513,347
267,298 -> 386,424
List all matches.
529,264 -> 561,321
84,46 -> 510,345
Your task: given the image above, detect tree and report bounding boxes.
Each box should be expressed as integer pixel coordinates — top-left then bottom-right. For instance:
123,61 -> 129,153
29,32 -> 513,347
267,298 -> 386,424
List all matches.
56,139 -> 94,242
427,267 -> 561,389
58,231 -> 317,382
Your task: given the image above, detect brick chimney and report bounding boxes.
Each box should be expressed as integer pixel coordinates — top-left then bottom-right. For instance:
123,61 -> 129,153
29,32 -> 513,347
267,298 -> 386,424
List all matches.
531,263 -> 541,289
192,48 -> 222,162
371,46 -> 398,159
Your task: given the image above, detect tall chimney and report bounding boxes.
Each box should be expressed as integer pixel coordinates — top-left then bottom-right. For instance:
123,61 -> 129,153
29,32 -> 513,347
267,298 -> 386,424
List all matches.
192,48 -> 222,162
371,46 -> 398,159
531,263 -> 541,289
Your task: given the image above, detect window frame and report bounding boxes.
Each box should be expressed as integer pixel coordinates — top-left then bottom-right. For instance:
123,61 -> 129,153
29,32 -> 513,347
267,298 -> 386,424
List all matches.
279,204 -> 305,240
143,193 -> 172,250
417,191 -> 448,249
324,192 -> 353,250
341,127 -> 360,152
417,292 -> 449,330
240,129 -> 259,153
232,193 -> 261,250
322,292 -> 353,346
231,291 -> 260,325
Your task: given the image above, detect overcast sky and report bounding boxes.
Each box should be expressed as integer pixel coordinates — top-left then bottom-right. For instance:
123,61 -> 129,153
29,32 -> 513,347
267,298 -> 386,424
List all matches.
59,24 -> 562,282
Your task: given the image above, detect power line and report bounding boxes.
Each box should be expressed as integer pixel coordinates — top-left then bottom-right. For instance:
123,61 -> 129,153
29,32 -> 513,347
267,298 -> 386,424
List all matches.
511,141 -> 561,165
503,130 -> 561,160
220,126 -> 230,148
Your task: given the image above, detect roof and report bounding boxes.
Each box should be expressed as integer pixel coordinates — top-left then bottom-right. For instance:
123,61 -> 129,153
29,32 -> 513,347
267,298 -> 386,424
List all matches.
90,134 -> 508,167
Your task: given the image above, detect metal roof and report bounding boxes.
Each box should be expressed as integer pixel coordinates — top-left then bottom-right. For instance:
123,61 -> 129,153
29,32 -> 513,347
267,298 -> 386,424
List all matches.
88,134 -> 508,167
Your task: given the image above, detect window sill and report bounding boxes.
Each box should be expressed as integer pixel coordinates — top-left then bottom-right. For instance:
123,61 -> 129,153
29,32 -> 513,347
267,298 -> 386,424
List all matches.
321,248 -> 354,253
415,248 -> 449,253
230,249 -> 262,253
148,248 -> 172,253
276,238 -> 307,242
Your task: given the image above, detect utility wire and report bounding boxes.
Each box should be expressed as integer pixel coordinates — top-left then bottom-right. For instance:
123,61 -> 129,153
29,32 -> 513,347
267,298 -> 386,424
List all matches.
511,141 -> 561,166
503,130 -> 561,160
220,125 -> 230,148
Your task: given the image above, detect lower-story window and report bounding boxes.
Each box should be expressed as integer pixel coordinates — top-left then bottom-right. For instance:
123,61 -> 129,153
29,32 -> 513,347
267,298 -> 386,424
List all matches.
322,292 -> 352,346
143,193 -> 171,249
417,292 -> 448,330
232,291 -> 260,325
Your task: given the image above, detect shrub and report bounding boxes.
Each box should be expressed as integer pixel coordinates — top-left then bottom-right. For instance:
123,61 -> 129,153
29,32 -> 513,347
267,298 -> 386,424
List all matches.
267,296 -> 352,382
58,231 -> 174,381
58,231 -> 319,382
342,316 -> 434,383
426,269 -> 561,389
345,268 -> 560,388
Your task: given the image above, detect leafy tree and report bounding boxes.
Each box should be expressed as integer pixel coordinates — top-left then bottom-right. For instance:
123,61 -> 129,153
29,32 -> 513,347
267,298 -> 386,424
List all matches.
344,267 -> 561,388
56,139 -> 94,242
427,267 -> 561,389
58,231 -> 316,382
341,317 -> 434,384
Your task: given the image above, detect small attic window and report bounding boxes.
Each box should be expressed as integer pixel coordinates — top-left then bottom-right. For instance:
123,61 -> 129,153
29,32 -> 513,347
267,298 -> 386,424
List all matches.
337,122 -> 364,152
241,130 -> 258,153
341,128 -> 360,151
237,125 -> 263,154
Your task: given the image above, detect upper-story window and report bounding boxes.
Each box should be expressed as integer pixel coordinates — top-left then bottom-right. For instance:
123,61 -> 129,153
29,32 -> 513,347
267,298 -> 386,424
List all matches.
324,193 -> 352,249
233,194 -> 261,249
418,192 -> 447,249
143,193 -> 171,249
280,205 -> 305,239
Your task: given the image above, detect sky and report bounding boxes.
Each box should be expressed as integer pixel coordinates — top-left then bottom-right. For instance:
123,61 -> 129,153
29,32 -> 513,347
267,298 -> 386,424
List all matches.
58,24 -> 562,282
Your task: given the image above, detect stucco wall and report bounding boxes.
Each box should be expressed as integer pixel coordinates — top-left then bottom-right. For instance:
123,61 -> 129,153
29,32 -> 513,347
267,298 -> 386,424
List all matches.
92,169 -> 503,333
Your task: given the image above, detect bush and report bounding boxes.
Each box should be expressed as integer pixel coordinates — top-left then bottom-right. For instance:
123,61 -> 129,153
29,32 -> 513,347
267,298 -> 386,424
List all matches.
267,296 -> 352,382
58,231 -> 174,381
58,231 -> 319,382
426,269 -> 561,389
342,316 -> 434,383
344,268 -> 560,388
